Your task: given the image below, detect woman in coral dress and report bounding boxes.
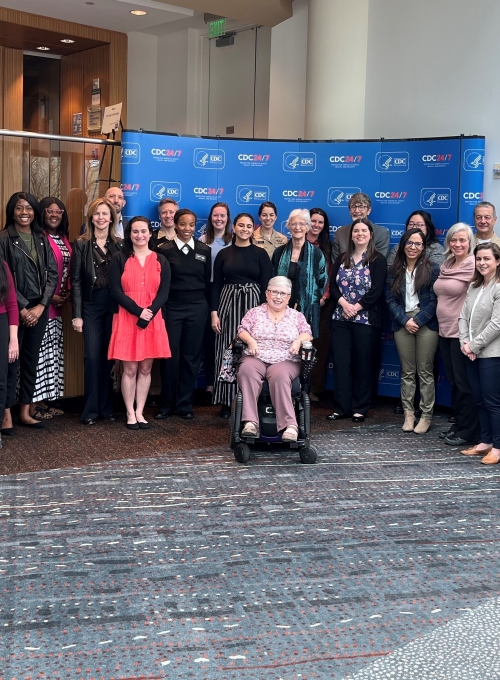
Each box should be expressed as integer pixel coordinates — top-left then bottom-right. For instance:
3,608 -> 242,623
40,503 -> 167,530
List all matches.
108,216 -> 171,429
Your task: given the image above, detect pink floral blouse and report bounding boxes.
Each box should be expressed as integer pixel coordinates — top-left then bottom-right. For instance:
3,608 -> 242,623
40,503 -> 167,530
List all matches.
238,303 -> 312,364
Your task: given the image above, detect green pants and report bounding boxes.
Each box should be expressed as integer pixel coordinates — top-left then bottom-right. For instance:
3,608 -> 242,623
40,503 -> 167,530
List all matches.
394,321 -> 439,418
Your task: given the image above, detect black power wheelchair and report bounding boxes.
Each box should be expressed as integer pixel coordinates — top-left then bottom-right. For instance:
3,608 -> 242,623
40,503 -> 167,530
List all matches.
229,340 -> 319,465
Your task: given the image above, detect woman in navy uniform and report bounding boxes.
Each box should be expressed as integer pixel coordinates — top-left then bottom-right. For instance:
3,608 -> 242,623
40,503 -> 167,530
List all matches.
155,209 -> 211,419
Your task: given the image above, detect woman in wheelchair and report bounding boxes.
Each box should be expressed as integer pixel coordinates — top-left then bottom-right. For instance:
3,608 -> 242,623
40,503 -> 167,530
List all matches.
236,276 -> 312,442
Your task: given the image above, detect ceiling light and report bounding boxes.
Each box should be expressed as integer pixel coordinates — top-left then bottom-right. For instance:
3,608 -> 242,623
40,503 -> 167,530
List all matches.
130,10 -> 147,15
37,46 -> 50,51
61,39 -> 75,44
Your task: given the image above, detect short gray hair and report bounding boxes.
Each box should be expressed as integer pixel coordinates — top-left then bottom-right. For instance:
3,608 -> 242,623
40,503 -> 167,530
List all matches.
267,276 -> 292,293
444,223 -> 475,258
474,201 -> 496,217
287,209 -> 311,232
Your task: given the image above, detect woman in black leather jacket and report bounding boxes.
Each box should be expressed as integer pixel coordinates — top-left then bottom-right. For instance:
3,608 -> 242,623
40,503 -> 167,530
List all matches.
0,192 -> 57,429
70,197 -> 122,425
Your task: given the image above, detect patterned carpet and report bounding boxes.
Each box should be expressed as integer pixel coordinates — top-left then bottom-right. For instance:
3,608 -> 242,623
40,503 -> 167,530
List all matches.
1,399 -> 499,679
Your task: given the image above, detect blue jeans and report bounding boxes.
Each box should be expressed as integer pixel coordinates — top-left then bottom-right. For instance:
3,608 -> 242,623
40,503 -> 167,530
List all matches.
466,356 -> 500,448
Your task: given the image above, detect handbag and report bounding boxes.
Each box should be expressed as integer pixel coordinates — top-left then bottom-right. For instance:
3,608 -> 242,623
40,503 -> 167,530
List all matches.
218,338 -> 245,383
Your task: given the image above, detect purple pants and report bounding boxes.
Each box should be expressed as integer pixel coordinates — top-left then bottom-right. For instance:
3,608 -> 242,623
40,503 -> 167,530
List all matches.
238,355 -> 300,432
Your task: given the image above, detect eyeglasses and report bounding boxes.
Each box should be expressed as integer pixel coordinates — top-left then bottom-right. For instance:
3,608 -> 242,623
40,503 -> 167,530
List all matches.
407,222 -> 426,229
267,290 -> 290,298
350,203 -> 369,210
45,208 -> 64,216
405,241 -> 424,249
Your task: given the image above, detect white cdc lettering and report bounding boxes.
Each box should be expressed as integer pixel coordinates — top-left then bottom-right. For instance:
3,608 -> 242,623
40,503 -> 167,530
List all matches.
152,149 -> 166,156
463,192 -> 483,200
194,188 -> 208,194
283,190 -> 298,197
330,156 -> 345,163
254,192 -> 267,199
422,155 -> 436,162
386,370 -> 399,378
394,158 -> 407,165
238,154 -> 254,161
375,192 -> 391,199
123,149 -> 137,157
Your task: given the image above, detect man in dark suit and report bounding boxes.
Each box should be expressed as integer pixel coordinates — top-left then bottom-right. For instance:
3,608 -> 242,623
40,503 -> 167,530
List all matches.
331,193 -> 390,262
80,186 -> 128,237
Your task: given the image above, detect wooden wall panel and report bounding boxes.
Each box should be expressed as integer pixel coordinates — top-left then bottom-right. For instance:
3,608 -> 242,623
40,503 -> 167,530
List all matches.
2,47 -> 23,212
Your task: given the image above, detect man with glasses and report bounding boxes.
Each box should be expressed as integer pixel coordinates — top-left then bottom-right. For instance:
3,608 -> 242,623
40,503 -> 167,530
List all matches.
331,193 -> 390,262
473,202 -> 500,247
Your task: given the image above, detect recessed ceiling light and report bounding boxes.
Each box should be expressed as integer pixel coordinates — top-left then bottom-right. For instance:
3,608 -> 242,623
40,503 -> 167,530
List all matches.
37,46 -> 50,51
61,39 -> 75,44
130,10 -> 147,15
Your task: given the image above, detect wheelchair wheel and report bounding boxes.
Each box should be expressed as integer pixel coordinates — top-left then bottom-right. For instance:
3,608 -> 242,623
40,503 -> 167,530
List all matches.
229,399 -> 236,449
299,445 -> 318,464
234,442 -> 250,464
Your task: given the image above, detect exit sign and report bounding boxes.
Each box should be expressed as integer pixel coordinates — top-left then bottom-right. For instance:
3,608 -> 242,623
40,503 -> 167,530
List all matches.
208,18 -> 226,39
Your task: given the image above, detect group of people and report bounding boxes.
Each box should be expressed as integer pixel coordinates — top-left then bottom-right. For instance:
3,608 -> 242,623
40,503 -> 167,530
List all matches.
0,187 -> 498,461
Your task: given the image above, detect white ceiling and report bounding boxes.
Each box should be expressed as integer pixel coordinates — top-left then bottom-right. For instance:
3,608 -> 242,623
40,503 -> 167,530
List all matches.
0,0 -> 197,34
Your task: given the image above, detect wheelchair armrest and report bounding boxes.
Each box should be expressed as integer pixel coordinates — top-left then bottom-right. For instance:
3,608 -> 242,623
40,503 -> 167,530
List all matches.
232,338 -> 246,360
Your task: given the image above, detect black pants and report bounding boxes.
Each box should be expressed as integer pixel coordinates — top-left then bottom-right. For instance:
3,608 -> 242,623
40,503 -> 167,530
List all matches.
203,312 -> 216,388
466,356 -> 500,449
331,319 -> 378,416
439,337 -> 480,441
11,302 -> 49,405
82,288 -> 114,421
161,298 -> 208,414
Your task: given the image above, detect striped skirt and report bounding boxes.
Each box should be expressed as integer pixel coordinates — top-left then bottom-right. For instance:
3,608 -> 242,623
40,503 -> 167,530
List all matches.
32,317 -> 64,402
213,283 -> 261,407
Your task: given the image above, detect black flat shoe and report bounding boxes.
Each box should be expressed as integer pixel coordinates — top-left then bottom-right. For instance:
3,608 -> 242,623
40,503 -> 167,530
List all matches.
178,412 -> 194,420
81,418 -> 97,426
352,415 -> 365,423
448,415 -> 458,424
1,428 -> 14,436
219,406 -> 231,419
439,429 -> 452,440
102,415 -> 116,422
154,408 -> 174,420
18,420 -> 46,429
138,421 -> 150,429
326,412 -> 348,421
126,422 -> 140,430
444,434 -> 476,447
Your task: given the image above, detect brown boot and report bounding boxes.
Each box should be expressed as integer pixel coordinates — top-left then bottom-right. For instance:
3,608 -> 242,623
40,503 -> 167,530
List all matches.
402,410 -> 415,432
414,418 -> 431,434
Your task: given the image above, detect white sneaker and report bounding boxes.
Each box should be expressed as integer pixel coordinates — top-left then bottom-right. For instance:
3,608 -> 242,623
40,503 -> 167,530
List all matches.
241,421 -> 258,436
282,426 -> 298,442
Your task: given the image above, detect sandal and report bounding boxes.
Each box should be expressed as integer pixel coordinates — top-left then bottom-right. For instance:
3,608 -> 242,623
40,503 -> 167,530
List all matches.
33,406 -> 53,421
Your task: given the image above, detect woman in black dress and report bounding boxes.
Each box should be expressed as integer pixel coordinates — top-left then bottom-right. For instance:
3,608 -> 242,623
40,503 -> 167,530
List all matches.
211,212 -> 272,418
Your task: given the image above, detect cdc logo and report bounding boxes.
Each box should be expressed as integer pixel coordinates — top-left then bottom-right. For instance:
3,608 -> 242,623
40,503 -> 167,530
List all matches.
420,188 -> 451,210
327,187 -> 361,208
121,142 -> 140,164
150,181 -> 181,203
236,185 -> 270,206
194,148 -> 225,169
283,152 -> 316,172
379,366 -> 400,383
196,220 -> 207,237
463,149 -> 484,172
375,151 -> 409,173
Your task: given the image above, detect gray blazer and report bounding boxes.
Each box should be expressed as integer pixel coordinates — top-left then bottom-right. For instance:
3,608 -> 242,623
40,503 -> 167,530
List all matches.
331,220 -> 390,262
458,280 -> 500,358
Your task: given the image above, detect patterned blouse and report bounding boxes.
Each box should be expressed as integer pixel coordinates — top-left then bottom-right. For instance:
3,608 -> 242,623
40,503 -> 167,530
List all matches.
332,256 -> 371,325
238,304 -> 312,364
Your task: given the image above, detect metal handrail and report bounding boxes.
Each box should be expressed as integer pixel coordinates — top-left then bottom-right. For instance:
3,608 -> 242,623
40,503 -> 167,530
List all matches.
0,129 -> 121,145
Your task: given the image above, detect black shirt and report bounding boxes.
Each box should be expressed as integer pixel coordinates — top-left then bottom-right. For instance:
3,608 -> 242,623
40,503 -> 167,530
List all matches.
93,239 -> 111,289
211,244 -> 272,311
161,240 -> 211,304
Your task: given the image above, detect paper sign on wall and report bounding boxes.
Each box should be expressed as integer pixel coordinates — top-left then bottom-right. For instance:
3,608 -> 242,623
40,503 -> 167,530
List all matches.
102,103 -> 123,134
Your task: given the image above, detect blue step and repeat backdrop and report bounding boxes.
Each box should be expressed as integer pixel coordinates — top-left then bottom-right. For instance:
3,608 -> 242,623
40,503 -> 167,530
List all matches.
121,131 -> 485,404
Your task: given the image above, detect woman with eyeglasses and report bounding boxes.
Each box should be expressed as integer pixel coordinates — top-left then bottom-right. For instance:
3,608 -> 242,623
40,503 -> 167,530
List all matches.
29,197 -> 72,420
271,209 -> 328,340
328,219 -> 387,423
237,276 -> 312,442
211,212 -> 272,418
386,228 -> 440,434
387,210 -> 445,267
0,192 -> 58,429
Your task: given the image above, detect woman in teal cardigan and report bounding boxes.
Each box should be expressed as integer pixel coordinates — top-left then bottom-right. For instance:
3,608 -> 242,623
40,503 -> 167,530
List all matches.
271,208 -> 327,338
